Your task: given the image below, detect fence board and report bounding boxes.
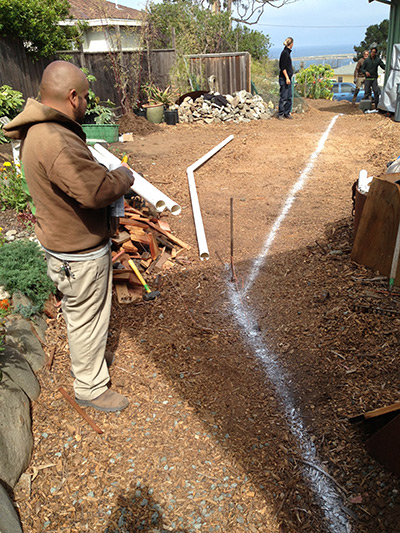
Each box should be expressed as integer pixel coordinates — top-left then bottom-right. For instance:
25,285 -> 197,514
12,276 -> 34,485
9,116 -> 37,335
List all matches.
186,52 -> 251,94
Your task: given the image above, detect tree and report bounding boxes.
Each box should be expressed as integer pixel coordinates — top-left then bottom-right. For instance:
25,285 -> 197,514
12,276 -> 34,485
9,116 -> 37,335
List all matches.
207,0 -> 298,25
148,0 -> 270,57
354,19 -> 389,60
0,0 -> 81,58
229,24 -> 271,60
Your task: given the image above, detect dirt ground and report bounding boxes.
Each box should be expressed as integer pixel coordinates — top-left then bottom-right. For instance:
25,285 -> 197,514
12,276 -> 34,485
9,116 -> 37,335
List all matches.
2,99 -> 400,532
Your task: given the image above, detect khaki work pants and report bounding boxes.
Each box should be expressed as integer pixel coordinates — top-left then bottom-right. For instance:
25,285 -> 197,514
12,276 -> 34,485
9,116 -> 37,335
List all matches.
355,76 -> 365,90
46,252 -> 112,400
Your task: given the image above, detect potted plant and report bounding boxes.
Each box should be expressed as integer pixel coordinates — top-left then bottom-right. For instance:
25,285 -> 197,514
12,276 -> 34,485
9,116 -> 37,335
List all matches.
81,69 -> 119,142
141,83 -> 179,124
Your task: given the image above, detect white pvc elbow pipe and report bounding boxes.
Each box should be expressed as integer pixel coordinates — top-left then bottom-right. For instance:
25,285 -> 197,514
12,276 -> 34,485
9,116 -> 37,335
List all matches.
91,144 -> 181,215
187,135 -> 234,260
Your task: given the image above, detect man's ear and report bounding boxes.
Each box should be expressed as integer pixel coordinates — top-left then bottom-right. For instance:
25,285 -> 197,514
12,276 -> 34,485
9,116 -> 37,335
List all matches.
68,89 -> 78,108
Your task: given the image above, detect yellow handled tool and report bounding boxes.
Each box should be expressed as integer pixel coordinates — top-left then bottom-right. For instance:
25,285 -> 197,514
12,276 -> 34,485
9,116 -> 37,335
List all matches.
128,260 -> 160,301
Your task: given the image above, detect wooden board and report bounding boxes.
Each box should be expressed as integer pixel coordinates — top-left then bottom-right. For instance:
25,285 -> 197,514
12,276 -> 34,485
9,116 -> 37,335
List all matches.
349,401 -> 400,424
351,174 -> 400,286
120,216 -> 190,250
366,412 -> 400,476
111,230 -> 131,246
122,240 -> 139,253
115,283 -> 133,304
149,231 -> 160,260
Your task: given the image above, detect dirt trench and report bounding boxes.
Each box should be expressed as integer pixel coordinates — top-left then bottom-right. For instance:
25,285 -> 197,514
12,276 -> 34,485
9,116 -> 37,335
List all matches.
6,99 -> 400,532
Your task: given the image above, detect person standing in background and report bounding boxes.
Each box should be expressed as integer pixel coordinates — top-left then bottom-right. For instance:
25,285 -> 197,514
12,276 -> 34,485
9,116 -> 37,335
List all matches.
361,46 -> 385,109
278,37 -> 294,120
352,50 -> 369,105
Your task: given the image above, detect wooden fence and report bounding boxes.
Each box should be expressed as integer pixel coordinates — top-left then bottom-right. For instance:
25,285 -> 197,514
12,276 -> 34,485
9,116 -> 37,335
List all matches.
0,38 -> 175,107
0,38 -> 250,109
186,52 -> 251,95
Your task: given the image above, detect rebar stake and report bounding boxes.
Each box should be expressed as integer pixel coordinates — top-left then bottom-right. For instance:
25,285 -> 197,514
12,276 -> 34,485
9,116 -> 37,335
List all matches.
230,197 -> 237,283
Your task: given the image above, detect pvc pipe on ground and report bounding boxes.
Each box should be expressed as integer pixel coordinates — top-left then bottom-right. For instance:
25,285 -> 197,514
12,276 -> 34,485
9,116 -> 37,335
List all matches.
91,144 -> 181,215
187,135 -> 234,260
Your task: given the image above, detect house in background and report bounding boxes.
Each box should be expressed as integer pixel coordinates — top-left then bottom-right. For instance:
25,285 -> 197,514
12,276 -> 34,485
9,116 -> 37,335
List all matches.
333,63 -> 355,84
61,0 -> 145,53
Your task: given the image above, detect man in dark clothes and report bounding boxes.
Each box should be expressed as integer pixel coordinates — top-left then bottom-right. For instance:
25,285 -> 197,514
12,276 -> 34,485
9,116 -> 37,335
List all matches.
361,47 -> 385,108
278,37 -> 294,120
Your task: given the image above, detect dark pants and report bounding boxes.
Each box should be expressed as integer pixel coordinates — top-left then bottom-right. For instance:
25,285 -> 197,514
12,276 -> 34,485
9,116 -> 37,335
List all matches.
364,78 -> 380,107
278,78 -> 292,117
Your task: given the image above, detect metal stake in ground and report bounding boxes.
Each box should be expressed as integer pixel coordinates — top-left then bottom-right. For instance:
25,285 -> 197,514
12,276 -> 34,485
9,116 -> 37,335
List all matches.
230,197 -> 237,283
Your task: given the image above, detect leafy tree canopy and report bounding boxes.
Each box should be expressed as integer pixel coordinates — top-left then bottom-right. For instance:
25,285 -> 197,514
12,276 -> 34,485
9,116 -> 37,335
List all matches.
0,0 -> 81,58
147,0 -> 270,59
354,19 -> 389,60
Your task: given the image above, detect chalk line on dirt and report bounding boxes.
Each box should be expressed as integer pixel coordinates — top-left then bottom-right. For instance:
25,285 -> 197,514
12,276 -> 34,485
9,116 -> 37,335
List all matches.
243,113 -> 341,295
228,114 -> 350,532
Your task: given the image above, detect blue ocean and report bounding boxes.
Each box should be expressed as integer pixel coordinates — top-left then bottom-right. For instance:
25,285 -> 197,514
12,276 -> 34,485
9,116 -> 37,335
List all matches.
269,43 -> 356,69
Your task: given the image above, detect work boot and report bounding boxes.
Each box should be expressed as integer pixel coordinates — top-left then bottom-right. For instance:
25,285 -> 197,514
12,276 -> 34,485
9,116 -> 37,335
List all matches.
277,114 -> 285,120
70,350 -> 114,378
75,389 -> 129,412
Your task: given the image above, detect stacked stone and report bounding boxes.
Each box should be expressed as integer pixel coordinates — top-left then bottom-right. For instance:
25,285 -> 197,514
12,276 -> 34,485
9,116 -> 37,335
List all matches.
178,90 -> 273,124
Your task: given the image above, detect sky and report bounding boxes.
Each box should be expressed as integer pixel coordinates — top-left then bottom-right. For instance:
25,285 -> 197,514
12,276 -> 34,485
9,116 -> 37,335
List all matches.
118,0 -> 390,50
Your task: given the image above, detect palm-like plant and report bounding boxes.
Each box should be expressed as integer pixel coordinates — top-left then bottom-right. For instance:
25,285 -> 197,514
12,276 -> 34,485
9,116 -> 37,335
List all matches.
142,83 -> 179,108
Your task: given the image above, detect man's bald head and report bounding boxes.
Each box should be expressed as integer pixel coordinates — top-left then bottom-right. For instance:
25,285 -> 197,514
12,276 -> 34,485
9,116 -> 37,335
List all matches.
40,61 -> 89,123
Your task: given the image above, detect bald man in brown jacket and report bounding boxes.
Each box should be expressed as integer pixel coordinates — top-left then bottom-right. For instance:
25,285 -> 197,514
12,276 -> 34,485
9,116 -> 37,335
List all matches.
5,61 -> 134,412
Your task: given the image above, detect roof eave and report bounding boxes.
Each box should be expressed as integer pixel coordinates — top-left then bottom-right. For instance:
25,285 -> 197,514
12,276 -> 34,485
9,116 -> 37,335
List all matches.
60,18 -> 143,27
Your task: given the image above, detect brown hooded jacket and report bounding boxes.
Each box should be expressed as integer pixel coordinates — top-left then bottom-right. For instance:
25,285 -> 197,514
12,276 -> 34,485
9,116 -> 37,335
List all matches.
4,99 -> 133,253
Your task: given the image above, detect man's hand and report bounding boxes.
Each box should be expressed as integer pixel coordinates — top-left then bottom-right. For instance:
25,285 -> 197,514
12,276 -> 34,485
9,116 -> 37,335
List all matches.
120,162 -> 134,185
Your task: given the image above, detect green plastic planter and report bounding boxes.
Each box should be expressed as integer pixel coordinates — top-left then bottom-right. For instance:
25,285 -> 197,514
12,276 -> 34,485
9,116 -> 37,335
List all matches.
81,124 -> 119,143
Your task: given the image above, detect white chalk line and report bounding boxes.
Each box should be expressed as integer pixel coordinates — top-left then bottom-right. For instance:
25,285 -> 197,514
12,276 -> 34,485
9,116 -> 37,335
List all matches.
227,114 -> 350,532
243,114 -> 341,295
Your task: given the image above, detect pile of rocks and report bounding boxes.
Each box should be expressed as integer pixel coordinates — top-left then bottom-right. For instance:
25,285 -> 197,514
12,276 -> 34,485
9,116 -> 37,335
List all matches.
178,90 -> 273,124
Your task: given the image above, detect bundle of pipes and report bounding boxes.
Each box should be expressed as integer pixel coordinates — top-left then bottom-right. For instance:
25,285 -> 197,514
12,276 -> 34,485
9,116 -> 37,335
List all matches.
89,144 -> 181,215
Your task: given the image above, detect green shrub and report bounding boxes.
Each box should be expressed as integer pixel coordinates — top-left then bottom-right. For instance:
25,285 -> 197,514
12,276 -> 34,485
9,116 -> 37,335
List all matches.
0,84 -> 25,145
0,240 -> 55,310
0,85 -> 25,120
295,64 -> 334,100
0,161 -> 30,212
82,69 -> 116,124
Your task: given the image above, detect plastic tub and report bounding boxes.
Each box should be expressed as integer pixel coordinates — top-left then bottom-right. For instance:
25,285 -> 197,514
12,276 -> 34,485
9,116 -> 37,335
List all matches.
81,124 -> 119,143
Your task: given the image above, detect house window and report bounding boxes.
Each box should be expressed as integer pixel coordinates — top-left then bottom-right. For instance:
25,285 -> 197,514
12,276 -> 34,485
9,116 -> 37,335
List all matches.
338,76 -> 343,82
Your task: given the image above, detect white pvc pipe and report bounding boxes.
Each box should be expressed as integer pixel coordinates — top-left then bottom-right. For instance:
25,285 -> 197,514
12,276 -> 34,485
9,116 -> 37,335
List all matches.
187,135 -> 234,260
131,169 -> 181,216
91,144 -> 181,215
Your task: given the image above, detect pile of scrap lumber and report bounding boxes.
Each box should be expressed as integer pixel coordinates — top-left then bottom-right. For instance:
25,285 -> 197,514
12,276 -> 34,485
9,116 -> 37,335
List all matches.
111,203 -> 190,304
